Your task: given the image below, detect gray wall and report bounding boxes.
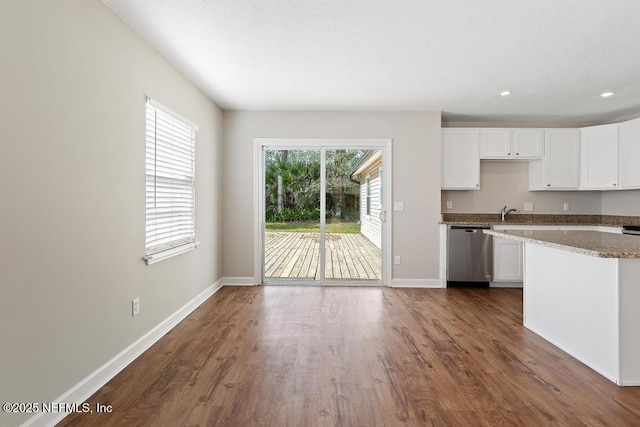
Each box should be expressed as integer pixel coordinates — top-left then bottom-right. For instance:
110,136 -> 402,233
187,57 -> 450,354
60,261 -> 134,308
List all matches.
222,111 -> 442,282
602,190 -> 640,216
0,1 -> 223,424
442,159 -> 640,216
442,162 -> 602,214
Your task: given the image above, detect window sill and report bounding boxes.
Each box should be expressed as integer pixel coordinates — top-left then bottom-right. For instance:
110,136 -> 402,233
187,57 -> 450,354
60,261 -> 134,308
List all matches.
143,242 -> 199,265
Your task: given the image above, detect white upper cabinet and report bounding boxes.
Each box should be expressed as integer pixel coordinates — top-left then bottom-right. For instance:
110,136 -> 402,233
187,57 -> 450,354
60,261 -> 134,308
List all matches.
480,129 -> 511,158
512,129 -> 544,158
619,118 -> 640,189
480,129 -> 543,159
580,124 -> 619,189
444,120 -> 639,192
442,129 -> 480,190
529,129 -> 580,190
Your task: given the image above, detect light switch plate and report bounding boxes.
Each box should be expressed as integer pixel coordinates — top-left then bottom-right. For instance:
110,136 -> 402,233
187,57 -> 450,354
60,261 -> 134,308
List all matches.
563,202 -> 570,211
393,201 -> 404,211
524,202 -> 534,212
446,200 -> 453,209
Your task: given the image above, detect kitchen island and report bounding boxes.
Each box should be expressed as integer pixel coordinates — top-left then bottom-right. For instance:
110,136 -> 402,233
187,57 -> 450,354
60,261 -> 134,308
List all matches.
486,229 -> 640,386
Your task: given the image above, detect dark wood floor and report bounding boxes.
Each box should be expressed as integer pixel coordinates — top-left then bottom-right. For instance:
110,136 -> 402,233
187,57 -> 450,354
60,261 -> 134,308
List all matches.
59,286 -> 640,426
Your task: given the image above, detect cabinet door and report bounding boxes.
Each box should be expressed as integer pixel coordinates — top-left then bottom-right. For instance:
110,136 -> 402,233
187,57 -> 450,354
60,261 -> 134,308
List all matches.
442,129 -> 480,190
480,129 -> 511,158
580,124 -> 619,189
493,237 -> 523,282
619,118 -> 640,188
544,129 -> 580,189
513,129 -> 544,158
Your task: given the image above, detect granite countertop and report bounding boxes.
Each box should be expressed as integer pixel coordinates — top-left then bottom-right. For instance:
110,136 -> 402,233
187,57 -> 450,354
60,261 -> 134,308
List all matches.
485,229 -> 640,258
441,213 -> 640,227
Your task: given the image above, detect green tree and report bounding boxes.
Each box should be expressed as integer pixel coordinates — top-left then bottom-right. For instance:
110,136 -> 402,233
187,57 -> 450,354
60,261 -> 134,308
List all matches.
326,149 -> 364,222
264,149 -> 364,223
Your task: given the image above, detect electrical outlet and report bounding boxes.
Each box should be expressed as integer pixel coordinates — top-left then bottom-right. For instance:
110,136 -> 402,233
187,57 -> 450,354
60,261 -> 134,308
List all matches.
394,256 -> 401,265
132,298 -> 140,316
393,201 -> 404,211
524,202 -> 534,212
446,200 -> 453,210
563,202 -> 570,211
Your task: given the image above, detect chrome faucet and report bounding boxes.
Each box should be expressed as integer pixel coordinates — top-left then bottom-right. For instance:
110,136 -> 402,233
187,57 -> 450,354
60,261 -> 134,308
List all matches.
501,205 -> 519,222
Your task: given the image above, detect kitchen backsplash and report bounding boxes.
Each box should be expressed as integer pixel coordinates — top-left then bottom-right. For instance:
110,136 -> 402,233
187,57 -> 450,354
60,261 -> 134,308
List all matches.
441,161 -> 640,216
441,212 -> 640,226
601,190 -> 640,216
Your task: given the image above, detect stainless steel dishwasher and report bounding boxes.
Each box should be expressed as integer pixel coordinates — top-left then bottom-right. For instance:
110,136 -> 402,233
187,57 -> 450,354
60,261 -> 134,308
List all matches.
447,225 -> 493,287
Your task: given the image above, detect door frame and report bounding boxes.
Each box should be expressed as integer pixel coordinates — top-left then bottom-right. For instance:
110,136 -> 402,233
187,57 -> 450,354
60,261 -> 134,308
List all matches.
253,138 -> 392,286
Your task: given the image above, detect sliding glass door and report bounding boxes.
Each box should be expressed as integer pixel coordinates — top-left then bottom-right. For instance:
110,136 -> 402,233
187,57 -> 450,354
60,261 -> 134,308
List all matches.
324,149 -> 382,282
257,140 -> 388,285
263,148 -> 321,281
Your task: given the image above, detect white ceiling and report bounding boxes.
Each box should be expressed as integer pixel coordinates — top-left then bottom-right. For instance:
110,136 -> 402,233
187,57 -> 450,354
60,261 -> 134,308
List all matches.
103,0 -> 640,124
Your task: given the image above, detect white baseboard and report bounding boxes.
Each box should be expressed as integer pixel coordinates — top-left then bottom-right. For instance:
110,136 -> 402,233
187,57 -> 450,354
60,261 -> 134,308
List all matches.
22,279 -> 224,427
223,276 -> 450,288
490,282 -> 523,288
221,276 -> 256,286
391,278 -> 444,288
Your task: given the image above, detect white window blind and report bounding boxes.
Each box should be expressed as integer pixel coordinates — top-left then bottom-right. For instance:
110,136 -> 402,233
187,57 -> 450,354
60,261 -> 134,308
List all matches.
145,98 -> 197,263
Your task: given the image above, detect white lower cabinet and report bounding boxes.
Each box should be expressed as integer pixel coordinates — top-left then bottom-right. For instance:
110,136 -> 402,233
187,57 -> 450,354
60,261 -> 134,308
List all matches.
493,236 -> 523,283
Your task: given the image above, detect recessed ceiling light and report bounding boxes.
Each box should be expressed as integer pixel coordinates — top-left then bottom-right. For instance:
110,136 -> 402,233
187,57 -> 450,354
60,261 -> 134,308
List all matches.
500,91 -> 512,96
600,91 -> 615,98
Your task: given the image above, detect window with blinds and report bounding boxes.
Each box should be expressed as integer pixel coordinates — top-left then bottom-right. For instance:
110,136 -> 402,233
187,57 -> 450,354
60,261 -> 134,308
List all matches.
144,98 -> 198,264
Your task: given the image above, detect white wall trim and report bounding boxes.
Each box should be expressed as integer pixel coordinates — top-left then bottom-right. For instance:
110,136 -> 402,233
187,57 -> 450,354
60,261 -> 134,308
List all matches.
253,138 -> 263,286
222,277 -> 256,286
490,282 -> 523,288
22,279 -> 224,427
620,380 -> 640,386
253,138 -> 392,286
439,223 -> 447,284
391,278 -> 444,288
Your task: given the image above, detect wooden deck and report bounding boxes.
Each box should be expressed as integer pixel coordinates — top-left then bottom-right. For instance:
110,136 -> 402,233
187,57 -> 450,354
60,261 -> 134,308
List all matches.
264,232 -> 381,281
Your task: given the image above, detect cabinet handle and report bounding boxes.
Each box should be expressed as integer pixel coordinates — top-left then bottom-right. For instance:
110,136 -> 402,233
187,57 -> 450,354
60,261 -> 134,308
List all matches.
476,184 -> 479,187
507,152 -> 511,155
516,152 -> 520,155
547,184 -> 551,187
613,183 -> 617,187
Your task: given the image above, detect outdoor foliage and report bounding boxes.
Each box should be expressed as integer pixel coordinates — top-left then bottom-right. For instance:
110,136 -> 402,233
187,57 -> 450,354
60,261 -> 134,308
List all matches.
265,221 -> 360,234
265,149 -> 364,223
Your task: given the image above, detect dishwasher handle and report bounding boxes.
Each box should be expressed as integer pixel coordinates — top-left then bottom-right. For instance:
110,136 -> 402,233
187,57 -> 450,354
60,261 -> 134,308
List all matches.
449,225 -> 491,230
